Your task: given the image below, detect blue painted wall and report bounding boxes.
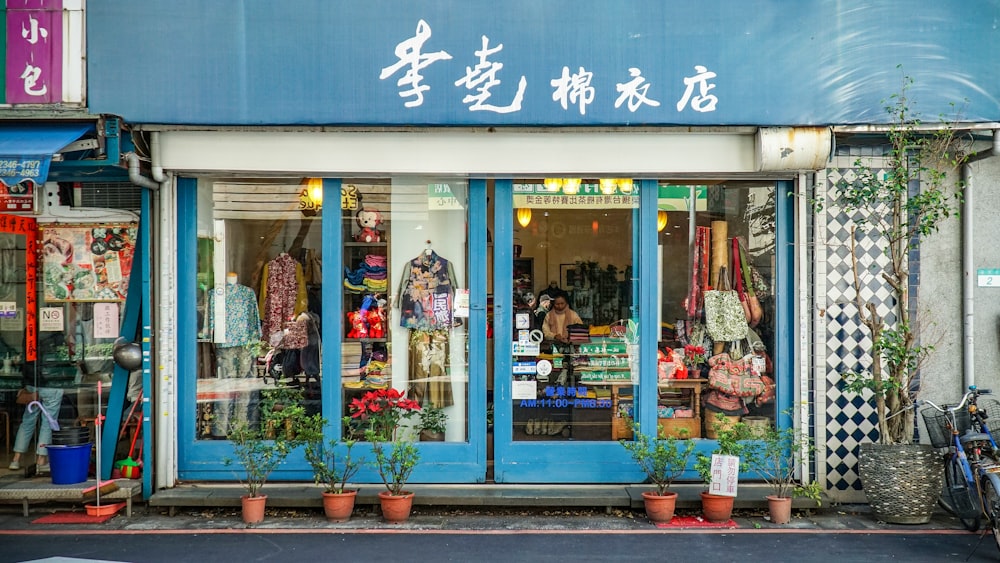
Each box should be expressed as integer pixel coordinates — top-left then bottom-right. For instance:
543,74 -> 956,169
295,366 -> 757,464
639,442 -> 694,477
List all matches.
87,1 -> 1000,126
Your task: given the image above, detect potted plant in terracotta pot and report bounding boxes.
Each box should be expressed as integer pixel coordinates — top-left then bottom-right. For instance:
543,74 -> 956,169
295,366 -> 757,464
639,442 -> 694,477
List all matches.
417,405 -> 448,442
348,387 -> 422,523
833,75 -> 968,523
742,412 -> 822,524
619,420 -> 695,523
300,414 -> 363,522
224,420 -> 291,525
695,413 -> 752,523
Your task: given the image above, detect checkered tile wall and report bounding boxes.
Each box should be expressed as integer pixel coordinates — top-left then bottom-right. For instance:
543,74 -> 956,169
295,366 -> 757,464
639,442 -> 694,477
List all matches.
816,149 -> 897,496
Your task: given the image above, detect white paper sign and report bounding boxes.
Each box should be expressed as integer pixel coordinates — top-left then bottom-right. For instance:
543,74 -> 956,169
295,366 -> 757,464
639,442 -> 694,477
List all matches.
709,454 -> 740,497
40,307 -> 64,332
0,308 -> 23,330
0,301 -> 15,318
454,289 -> 470,318
93,302 -> 120,338
512,379 -> 538,400
515,312 -> 530,329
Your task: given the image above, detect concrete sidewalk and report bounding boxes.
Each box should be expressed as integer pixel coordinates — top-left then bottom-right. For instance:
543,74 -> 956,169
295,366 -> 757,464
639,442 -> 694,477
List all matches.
0,498 -> 973,534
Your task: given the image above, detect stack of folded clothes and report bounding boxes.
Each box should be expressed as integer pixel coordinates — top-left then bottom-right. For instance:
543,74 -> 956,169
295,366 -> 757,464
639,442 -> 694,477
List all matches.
344,254 -> 388,293
567,323 -> 591,343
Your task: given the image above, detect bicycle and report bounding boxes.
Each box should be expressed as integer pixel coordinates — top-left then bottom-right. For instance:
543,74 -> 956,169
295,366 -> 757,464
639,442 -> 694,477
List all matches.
920,385 -> 1000,548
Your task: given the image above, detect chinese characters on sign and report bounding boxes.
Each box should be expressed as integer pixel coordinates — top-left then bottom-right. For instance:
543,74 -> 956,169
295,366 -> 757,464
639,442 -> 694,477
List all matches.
709,454 -> 740,497
5,0 -> 63,104
0,181 -> 35,212
380,20 -> 716,115
40,225 -> 137,302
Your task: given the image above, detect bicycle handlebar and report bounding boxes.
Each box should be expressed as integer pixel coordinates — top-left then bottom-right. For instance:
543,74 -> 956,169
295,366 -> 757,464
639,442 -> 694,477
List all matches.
919,386 -> 993,414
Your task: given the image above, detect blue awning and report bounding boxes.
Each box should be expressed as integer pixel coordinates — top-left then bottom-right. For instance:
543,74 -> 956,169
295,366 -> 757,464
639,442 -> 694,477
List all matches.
0,123 -> 96,187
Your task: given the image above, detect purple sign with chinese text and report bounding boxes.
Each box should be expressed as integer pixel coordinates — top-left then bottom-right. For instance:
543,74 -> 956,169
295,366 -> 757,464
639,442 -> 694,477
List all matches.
5,0 -> 62,104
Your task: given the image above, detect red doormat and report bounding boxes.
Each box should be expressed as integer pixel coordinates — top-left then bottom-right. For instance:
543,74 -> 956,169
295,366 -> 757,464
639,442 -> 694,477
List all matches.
655,516 -> 739,529
32,511 -> 116,524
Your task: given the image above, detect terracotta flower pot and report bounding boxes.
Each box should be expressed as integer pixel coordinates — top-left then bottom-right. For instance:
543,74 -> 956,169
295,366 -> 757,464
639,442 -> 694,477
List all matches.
766,495 -> 792,525
241,494 -> 267,524
378,490 -> 415,523
641,491 -> 678,523
322,490 -> 358,522
700,491 -> 734,523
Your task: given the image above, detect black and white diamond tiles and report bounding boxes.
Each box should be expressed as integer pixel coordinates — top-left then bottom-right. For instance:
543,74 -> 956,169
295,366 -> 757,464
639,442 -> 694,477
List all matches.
818,157 -> 898,496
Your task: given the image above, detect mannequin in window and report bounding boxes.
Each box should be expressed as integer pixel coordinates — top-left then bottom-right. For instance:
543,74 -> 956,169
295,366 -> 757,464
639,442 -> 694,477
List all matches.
209,272 -> 261,435
397,244 -> 456,408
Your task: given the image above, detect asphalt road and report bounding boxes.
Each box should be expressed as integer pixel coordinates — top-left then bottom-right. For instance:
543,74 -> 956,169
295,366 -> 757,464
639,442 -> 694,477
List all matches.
2,530 -> 999,563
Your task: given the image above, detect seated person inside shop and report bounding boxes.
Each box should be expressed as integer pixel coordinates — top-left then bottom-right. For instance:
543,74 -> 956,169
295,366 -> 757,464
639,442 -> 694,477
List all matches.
542,293 -> 582,344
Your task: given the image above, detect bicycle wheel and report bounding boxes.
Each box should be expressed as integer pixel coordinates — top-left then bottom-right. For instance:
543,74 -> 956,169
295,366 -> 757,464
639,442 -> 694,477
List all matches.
981,473 -> 1000,551
944,453 -> 982,531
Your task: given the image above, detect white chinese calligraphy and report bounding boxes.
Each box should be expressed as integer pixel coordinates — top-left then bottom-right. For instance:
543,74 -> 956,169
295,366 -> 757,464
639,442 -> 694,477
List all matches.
454,36 -> 527,114
20,65 -> 47,97
551,66 -> 595,115
676,65 -> 718,113
379,19 -> 453,108
614,67 -> 660,112
21,14 -> 48,45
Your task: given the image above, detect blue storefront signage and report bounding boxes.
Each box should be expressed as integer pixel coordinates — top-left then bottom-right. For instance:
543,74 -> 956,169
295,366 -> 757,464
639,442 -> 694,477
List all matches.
88,1 -> 1000,127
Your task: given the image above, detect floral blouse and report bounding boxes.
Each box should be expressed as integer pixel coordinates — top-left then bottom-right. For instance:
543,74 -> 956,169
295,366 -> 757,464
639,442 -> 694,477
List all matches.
396,251 -> 458,331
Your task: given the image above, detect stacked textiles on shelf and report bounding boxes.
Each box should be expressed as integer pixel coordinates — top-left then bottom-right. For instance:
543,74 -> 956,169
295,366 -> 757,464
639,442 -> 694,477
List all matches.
344,254 -> 388,293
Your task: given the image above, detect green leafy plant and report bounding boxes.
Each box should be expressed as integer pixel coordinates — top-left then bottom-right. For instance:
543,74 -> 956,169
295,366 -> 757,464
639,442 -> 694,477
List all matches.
695,413 -> 753,489
417,405 -> 448,439
743,411 -> 818,500
223,421 -> 291,498
299,414 -> 363,494
619,421 -> 695,496
367,430 -> 421,496
835,72 -> 971,445
260,383 -> 309,442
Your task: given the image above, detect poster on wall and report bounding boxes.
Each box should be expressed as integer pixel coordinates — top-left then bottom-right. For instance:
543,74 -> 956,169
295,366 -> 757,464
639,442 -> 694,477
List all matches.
40,224 -> 137,302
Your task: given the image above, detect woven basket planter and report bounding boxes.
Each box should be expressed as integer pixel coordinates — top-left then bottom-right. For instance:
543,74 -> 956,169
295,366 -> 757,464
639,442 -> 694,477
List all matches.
858,443 -> 942,524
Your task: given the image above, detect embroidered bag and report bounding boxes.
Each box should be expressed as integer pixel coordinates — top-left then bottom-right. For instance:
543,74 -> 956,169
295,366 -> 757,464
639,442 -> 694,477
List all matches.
703,267 -> 749,342
707,352 -> 766,398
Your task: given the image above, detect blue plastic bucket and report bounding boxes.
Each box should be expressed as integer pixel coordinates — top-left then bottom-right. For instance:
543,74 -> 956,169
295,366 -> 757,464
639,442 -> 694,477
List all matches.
48,443 -> 92,485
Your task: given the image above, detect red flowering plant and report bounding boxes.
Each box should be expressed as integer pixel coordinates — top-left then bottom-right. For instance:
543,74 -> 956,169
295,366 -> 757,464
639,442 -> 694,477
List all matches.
682,345 -> 707,368
348,387 -> 422,441
348,388 -> 423,496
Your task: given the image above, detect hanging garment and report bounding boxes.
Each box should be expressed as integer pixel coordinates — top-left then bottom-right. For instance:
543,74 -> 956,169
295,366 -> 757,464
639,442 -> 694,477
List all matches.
407,329 -> 454,408
259,253 -> 308,343
209,283 -> 262,347
396,251 -> 458,331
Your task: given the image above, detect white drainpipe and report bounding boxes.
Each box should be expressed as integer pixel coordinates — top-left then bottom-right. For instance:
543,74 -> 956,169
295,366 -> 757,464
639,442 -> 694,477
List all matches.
962,130 -> 1000,389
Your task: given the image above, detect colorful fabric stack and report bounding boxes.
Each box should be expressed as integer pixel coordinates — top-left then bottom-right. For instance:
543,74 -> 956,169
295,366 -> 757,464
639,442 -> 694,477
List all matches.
568,324 -> 591,343
344,254 -> 388,293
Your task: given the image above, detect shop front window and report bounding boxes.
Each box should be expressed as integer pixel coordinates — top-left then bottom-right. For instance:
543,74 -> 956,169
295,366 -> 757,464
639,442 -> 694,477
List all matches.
510,180 -> 638,442
657,183 -> 776,438
195,179 -> 324,440
341,178 -> 469,442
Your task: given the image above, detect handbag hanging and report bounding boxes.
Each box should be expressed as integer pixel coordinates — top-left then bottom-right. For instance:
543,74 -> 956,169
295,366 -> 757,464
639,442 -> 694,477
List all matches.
703,266 -> 749,342
707,352 -> 767,398
732,237 -> 752,324
738,238 -> 763,327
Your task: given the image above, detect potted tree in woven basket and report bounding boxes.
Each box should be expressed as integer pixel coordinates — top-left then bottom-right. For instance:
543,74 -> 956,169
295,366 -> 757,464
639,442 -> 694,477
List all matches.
834,74 -> 969,523
619,420 -> 695,523
300,414 -> 363,522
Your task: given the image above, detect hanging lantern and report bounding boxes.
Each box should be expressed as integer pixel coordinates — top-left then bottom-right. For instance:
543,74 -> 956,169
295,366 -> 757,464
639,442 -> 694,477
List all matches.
599,178 -> 618,195
562,178 -> 581,195
543,178 -> 563,192
618,179 -> 634,194
305,177 -> 323,206
657,210 -> 669,232
516,208 -> 532,228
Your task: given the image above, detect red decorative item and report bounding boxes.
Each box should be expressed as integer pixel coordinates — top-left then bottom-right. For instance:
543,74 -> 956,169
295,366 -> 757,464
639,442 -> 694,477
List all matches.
346,310 -> 368,339
354,208 -> 383,243
366,305 -> 386,339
